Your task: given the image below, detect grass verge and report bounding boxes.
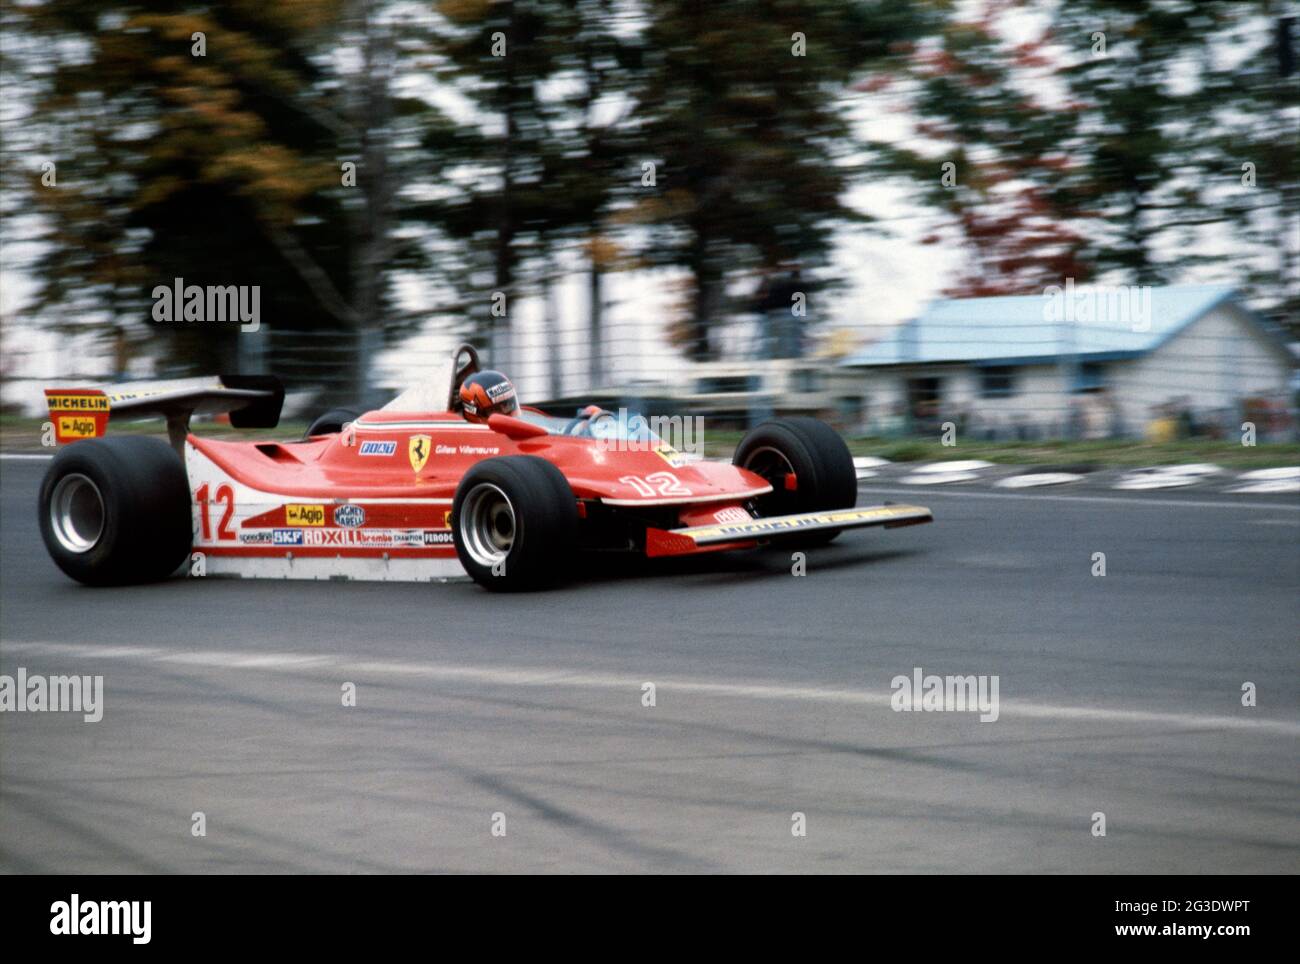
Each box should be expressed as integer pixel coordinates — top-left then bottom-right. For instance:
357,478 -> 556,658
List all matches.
3,416 -> 1297,468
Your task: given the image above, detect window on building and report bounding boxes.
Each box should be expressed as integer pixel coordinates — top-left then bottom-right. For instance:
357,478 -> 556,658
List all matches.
906,376 -> 944,431
979,367 -> 1017,398
696,375 -> 753,395
1074,362 -> 1107,392
792,367 -> 822,393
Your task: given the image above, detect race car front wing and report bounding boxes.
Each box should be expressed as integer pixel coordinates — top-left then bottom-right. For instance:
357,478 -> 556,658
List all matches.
644,503 -> 933,557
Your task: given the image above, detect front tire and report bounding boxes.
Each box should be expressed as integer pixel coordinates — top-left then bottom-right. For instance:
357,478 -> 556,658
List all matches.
451,456 -> 577,591
38,437 -> 192,585
733,417 -> 856,545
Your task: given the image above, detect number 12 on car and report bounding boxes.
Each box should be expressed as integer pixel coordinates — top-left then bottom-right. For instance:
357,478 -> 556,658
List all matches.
195,483 -> 236,541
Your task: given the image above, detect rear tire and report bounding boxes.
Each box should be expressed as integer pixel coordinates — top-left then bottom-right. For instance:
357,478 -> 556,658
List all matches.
451,456 -> 577,591
305,407 -> 361,437
38,437 -> 192,585
733,417 -> 856,546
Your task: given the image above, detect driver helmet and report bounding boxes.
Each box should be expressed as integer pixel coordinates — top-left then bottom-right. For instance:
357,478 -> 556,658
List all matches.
459,370 -> 519,423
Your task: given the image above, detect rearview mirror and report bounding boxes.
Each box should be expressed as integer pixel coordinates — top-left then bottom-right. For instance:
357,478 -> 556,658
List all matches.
487,413 -> 549,440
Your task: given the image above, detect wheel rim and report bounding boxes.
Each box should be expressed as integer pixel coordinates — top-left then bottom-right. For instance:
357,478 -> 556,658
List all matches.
740,445 -> 799,514
460,482 -> 516,568
49,472 -> 105,554
741,445 -> 795,484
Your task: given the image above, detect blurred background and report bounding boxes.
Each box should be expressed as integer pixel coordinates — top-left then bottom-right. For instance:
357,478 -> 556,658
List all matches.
0,0 -> 1296,446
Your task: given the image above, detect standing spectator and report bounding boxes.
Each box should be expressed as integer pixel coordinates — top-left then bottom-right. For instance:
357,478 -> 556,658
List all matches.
754,261 -> 805,359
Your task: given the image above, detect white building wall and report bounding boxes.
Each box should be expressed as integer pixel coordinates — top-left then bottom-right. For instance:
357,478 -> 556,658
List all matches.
947,365 -> 1068,437
840,302 -> 1294,438
846,364 -> 1069,437
1106,303 -> 1292,431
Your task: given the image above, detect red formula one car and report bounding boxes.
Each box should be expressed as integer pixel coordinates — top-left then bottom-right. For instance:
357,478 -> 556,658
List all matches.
37,345 -> 931,590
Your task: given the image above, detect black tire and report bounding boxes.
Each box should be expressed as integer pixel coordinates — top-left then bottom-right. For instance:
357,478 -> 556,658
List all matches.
38,436 -> 192,586
305,407 -> 361,438
451,456 -> 577,591
733,417 -> 856,545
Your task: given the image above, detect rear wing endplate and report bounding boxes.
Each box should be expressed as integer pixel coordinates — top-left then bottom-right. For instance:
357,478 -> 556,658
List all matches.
45,375 -> 283,451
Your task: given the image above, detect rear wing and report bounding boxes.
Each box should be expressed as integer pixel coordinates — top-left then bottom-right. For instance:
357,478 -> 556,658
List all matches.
46,375 -> 283,450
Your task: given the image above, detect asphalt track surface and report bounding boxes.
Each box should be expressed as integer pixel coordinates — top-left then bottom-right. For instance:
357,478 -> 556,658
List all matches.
1,456 -> 1297,873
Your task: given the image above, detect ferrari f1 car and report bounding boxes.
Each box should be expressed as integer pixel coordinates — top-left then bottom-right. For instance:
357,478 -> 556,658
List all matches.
37,345 -> 932,591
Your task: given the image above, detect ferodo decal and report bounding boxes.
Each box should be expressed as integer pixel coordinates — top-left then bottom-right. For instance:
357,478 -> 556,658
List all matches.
285,504 -> 326,526
409,434 -> 432,473
334,504 -> 366,528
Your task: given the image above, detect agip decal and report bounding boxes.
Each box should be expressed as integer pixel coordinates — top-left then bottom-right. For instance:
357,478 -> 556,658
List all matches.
285,504 -> 326,526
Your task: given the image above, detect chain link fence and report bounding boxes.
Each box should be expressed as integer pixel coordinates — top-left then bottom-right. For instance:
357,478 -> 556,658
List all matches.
3,281 -> 1297,444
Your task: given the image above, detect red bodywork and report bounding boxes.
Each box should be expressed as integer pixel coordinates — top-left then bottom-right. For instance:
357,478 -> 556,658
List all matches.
185,407 -> 772,572
42,361 -> 932,584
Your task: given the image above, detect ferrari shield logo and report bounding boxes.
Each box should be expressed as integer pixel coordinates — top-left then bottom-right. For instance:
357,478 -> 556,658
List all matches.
408,434 -> 432,473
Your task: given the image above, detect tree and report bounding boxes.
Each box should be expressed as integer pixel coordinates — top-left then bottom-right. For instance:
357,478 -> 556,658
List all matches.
626,0 -> 928,360
414,0 -> 643,390
1048,0 -> 1299,330
865,6 -> 1094,296
1177,2 -> 1299,328
8,0 -> 449,400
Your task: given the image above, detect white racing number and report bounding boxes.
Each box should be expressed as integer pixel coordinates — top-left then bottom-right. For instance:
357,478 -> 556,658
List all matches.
617,472 -> 691,498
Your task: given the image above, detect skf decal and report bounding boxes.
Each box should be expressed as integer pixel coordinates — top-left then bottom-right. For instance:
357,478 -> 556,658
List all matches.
409,434 -> 432,473
358,440 -> 396,457
334,504 -> 366,528
285,504 -> 326,526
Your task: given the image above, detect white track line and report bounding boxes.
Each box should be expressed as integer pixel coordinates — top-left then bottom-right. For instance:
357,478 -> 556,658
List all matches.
857,484 -> 1300,511
0,453 -> 53,461
4,640 -> 1297,737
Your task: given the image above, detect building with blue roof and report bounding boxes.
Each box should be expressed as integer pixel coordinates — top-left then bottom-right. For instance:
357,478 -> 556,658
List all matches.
838,284 -> 1294,439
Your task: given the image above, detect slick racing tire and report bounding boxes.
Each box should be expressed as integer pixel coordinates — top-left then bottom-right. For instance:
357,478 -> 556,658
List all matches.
38,436 -> 192,586
733,416 -> 857,546
305,407 -> 361,438
451,456 -> 578,591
